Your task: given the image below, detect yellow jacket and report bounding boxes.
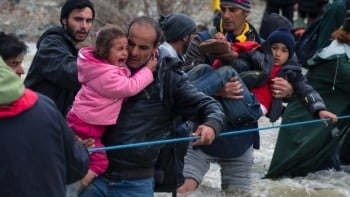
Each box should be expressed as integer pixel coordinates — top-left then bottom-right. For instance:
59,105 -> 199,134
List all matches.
212,0 -> 220,12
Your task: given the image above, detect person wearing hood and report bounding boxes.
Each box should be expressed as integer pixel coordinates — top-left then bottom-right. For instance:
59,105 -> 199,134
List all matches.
0,57 -> 89,197
24,0 -> 95,116
66,25 -> 157,189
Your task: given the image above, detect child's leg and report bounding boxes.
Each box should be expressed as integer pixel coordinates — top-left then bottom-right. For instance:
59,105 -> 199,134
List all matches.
66,111 -> 108,187
81,127 -> 108,187
88,137 -> 109,177
217,66 -> 262,125
186,64 -> 232,95
186,65 -> 261,125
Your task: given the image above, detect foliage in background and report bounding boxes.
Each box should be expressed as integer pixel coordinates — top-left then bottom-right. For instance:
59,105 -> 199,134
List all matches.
0,0 -> 212,44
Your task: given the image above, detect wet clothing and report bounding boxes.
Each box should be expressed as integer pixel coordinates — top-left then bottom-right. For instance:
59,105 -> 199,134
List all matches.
184,24 -> 260,72
0,90 -> 89,197
181,24 -> 261,191
67,47 -> 154,176
266,0 -> 350,178
70,47 -> 153,126
232,44 -> 327,122
101,52 -> 225,181
183,145 -> 254,191
266,40 -> 350,178
184,25 -> 261,159
24,26 -> 81,116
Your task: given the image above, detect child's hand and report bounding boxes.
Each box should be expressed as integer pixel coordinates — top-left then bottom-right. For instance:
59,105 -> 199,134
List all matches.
318,110 -> 338,126
146,51 -> 158,72
81,169 -> 97,188
76,136 -> 95,149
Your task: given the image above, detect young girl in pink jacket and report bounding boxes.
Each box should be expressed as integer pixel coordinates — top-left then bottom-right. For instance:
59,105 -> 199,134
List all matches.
66,26 -> 157,188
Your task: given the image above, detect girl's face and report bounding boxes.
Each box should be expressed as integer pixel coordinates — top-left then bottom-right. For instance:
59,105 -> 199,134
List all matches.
107,37 -> 128,66
271,43 -> 289,66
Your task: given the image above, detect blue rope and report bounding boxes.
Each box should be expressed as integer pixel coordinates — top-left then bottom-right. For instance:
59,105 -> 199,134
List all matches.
89,115 -> 350,153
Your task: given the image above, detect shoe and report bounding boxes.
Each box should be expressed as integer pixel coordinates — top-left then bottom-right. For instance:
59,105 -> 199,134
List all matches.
215,51 -> 238,61
199,39 -> 231,55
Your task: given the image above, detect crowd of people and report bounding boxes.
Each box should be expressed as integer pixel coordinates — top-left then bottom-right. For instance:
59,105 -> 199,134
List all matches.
263,0 -> 329,38
2,0 -> 350,196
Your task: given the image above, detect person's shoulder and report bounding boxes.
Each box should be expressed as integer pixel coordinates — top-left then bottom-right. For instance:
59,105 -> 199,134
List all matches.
159,55 -> 182,67
156,54 -> 183,77
158,42 -> 174,58
39,26 -> 65,40
259,13 -> 292,40
35,93 -> 59,110
37,26 -> 72,46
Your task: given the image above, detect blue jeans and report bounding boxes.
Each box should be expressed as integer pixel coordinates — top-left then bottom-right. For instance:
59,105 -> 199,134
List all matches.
79,176 -> 154,197
186,64 -> 261,126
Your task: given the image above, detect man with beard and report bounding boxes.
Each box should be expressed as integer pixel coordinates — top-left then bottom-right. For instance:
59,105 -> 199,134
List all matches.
158,13 -> 197,62
177,0 -> 294,195
24,0 -> 95,116
79,16 -> 224,197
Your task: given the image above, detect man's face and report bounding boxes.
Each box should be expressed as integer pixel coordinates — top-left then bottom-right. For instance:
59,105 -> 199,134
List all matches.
220,5 -> 249,35
127,23 -> 158,69
4,54 -> 25,77
62,7 -> 93,42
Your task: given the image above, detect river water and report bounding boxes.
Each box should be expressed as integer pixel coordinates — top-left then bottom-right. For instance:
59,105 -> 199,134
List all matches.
22,2 -> 350,196
153,118 -> 350,197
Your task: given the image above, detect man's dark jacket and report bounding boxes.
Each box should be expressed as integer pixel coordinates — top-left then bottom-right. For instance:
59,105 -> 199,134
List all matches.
24,26 -> 81,116
102,55 -> 225,180
0,93 -> 89,197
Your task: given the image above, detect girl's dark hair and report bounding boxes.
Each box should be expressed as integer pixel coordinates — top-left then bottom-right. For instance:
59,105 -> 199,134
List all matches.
0,32 -> 28,60
128,16 -> 164,45
93,25 -> 126,60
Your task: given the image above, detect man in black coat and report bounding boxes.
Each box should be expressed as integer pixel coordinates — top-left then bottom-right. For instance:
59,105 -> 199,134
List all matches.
24,0 -> 95,116
79,16 -> 225,197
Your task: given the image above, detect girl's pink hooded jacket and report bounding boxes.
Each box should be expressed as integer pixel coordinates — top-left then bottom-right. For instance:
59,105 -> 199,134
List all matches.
70,47 -> 154,125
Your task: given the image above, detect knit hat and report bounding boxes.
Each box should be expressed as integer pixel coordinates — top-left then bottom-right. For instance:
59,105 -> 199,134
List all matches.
259,13 -> 292,40
220,0 -> 251,12
267,27 -> 295,59
60,0 -> 95,25
0,58 -> 25,105
159,13 -> 196,42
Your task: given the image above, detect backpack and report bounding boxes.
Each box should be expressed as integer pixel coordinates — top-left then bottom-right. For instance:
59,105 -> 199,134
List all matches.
295,15 -> 323,67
